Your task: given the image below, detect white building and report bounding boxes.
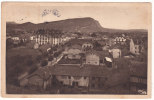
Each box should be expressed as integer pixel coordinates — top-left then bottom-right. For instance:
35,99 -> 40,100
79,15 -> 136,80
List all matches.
130,39 -> 140,55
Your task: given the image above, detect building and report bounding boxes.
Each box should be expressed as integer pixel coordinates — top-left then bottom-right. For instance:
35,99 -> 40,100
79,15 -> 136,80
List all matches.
129,62 -> 147,94
51,64 -> 111,89
19,67 -> 52,90
109,49 -> 121,58
114,37 -> 126,45
11,36 -> 20,44
34,29 -> 67,46
30,36 -> 36,40
102,45 -> 110,51
82,42 -> 93,52
64,44 -> 82,59
35,34 -> 62,46
130,39 -> 141,55
85,52 -> 100,65
34,43 -> 39,49
85,50 -> 112,66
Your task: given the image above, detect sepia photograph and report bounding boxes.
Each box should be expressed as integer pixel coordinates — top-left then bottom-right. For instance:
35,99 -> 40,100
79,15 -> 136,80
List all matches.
1,2 -> 152,98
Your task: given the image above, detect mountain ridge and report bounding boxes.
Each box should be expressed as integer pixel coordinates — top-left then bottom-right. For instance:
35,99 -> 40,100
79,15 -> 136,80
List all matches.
6,17 -> 148,34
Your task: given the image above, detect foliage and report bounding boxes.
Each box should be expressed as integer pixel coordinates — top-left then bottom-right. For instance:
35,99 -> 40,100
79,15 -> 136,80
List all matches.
6,38 -> 14,50
54,52 -> 59,58
48,56 -> 53,61
41,60 -> 48,67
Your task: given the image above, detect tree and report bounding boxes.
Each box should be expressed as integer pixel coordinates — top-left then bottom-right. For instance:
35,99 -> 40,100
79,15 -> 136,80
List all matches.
26,59 -> 33,66
36,55 -> 42,62
48,56 -> 53,61
54,52 -> 59,58
6,38 -> 14,50
41,60 -> 48,67
91,33 -> 97,37
28,66 -> 38,74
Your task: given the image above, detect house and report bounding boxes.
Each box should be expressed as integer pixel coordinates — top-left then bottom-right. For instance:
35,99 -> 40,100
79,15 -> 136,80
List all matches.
82,42 -> 93,52
130,39 -> 141,55
51,64 -> 111,89
109,49 -> 121,58
102,45 -> 110,51
39,44 -> 52,53
11,36 -> 20,44
85,50 -> 112,66
19,67 -> 52,90
129,62 -> 147,94
114,37 -> 126,45
86,52 -> 100,65
30,36 -> 36,40
64,44 -> 82,59
11,36 -> 20,41
34,43 -> 39,49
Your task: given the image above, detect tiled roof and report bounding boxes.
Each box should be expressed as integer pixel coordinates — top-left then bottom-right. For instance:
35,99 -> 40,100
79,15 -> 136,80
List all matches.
50,64 -> 111,77
70,44 -> 82,50
86,50 -> 111,59
58,57 -> 82,64
27,67 -> 52,80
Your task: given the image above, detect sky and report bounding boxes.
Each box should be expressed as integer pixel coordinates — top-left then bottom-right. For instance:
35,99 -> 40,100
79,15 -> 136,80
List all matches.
4,3 -> 151,29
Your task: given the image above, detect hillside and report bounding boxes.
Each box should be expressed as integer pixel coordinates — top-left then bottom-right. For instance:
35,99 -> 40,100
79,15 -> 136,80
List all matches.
6,17 -> 147,35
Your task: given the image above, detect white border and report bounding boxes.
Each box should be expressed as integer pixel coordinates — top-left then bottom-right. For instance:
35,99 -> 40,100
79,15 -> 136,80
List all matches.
0,0 -> 153,100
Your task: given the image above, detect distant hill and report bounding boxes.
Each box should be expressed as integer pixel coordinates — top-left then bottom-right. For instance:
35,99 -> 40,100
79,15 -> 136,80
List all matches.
6,17 -> 147,35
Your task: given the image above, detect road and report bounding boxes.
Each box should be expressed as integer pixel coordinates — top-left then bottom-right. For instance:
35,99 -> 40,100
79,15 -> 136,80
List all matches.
47,52 -> 64,66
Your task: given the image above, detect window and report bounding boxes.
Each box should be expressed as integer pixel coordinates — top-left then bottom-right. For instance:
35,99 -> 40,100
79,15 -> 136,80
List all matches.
68,76 -> 71,79
84,77 -> 87,79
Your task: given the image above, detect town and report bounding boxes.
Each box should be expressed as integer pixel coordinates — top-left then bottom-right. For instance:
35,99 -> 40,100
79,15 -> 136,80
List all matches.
6,21 -> 148,94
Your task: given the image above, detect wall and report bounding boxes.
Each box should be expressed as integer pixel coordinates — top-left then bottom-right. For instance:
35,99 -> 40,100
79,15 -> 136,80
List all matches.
130,39 -> 135,54
56,75 -> 89,87
86,54 -> 100,65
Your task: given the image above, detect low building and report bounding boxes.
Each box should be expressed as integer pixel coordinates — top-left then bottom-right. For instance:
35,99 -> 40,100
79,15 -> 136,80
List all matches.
64,44 -> 82,59
51,64 -> 111,89
109,49 -> 121,58
129,62 -> 147,94
19,67 -> 52,90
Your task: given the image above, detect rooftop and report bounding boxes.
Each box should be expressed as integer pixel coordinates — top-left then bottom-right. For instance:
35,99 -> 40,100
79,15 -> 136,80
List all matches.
86,50 -> 111,59
26,64 -> 112,79
50,64 -> 111,77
